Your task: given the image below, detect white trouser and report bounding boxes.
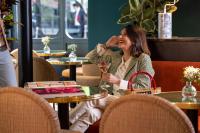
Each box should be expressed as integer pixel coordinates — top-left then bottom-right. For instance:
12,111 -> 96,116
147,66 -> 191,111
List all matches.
0,50 -> 17,87
69,95 -> 119,133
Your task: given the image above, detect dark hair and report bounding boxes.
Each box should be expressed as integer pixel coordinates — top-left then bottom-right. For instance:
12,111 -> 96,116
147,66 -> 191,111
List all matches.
73,1 -> 83,8
122,25 -> 150,57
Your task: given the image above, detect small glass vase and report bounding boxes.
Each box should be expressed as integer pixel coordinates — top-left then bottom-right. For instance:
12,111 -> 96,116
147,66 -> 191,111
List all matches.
43,44 -> 50,53
182,97 -> 197,103
69,51 -> 77,61
182,81 -> 197,98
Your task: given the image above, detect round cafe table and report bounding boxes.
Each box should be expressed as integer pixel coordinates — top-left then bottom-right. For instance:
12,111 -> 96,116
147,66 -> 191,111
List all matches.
34,50 -> 66,58
156,91 -> 200,133
26,86 -> 107,129
46,86 -> 107,129
47,57 -> 89,81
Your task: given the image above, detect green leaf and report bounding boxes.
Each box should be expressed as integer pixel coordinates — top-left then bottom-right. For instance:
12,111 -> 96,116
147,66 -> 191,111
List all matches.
117,15 -> 136,24
129,0 -> 139,10
141,19 -> 155,33
119,3 -> 131,18
143,7 -> 155,20
129,0 -> 143,13
117,0 -> 180,36
6,37 -> 17,41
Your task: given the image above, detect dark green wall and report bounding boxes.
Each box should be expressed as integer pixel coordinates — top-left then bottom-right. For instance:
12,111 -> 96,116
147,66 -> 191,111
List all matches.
88,0 -> 200,50
88,0 -> 126,50
172,0 -> 200,37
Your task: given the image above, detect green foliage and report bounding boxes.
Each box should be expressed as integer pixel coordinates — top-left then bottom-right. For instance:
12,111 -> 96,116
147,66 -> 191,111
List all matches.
0,0 -> 19,41
117,0 -> 179,36
0,0 -> 18,12
3,12 -> 14,29
67,44 -> 77,52
0,0 -> 18,29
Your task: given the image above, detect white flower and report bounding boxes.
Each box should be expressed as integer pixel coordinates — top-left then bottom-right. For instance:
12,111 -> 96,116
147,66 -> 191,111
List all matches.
67,44 -> 77,51
183,66 -> 199,81
41,36 -> 50,45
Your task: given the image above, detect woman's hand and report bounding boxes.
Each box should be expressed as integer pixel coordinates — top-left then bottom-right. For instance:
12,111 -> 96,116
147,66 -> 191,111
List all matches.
105,36 -> 119,48
102,73 -> 120,85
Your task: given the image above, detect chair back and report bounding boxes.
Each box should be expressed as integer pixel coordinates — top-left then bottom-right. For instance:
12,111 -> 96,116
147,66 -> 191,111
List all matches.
76,63 -> 101,86
82,63 -> 101,76
100,94 -> 195,133
10,48 -> 18,59
11,49 -> 41,84
14,57 -> 59,84
33,57 -> 59,81
0,87 -> 60,133
10,48 -> 39,59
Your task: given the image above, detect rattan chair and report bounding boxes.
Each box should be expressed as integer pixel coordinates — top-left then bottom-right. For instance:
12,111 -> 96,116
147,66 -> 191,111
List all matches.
62,67 -> 83,77
76,63 -> 101,86
33,57 -> 59,81
61,52 -> 101,86
62,63 -> 101,87
10,48 -> 39,59
100,94 -> 195,133
0,87 -> 79,133
14,57 -> 59,84
11,49 -> 41,84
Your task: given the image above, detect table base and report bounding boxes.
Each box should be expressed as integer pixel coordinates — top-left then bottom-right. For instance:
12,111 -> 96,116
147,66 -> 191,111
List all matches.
58,103 -> 69,129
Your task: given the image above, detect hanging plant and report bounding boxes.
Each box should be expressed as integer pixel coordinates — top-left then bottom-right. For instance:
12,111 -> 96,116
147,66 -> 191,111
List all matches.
0,0 -> 19,40
0,0 -> 18,11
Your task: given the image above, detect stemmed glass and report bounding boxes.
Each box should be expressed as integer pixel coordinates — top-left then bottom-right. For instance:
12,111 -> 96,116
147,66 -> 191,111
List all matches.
97,55 -> 112,90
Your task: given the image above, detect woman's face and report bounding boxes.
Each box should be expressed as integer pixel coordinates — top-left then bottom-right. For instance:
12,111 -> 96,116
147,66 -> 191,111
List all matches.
118,28 -> 133,52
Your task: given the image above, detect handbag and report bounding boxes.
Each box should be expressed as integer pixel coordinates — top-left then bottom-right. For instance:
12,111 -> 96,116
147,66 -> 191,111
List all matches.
127,71 -> 157,94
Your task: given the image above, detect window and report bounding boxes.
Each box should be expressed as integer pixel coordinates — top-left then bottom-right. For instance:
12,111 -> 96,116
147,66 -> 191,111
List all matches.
32,0 -> 88,39
31,0 -> 88,52
32,0 -> 59,38
65,0 -> 88,39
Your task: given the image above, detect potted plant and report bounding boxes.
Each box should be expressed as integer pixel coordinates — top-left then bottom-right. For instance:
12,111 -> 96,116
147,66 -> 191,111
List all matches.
0,0 -> 19,41
117,0 -> 179,36
41,36 -> 51,53
67,44 -> 78,61
182,66 -> 199,98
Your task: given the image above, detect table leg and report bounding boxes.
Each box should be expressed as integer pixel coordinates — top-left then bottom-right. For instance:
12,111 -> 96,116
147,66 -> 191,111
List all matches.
69,65 -> 76,81
58,103 -> 69,129
44,56 -> 50,59
69,65 -> 77,108
186,109 -> 198,133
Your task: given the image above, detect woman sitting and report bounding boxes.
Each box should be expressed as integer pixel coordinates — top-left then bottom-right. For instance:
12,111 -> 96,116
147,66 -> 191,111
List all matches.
69,25 -> 155,133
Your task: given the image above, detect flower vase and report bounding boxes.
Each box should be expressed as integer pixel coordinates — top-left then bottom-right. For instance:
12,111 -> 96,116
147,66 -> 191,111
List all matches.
182,81 -> 197,98
69,51 -> 77,61
182,97 -> 197,102
43,44 -> 50,53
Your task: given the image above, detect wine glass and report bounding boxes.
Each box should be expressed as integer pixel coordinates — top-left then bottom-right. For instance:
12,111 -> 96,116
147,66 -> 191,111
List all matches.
97,55 -> 112,90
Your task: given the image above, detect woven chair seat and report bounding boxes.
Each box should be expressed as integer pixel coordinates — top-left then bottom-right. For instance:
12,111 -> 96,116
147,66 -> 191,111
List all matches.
0,87 -> 80,133
100,94 -> 195,133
